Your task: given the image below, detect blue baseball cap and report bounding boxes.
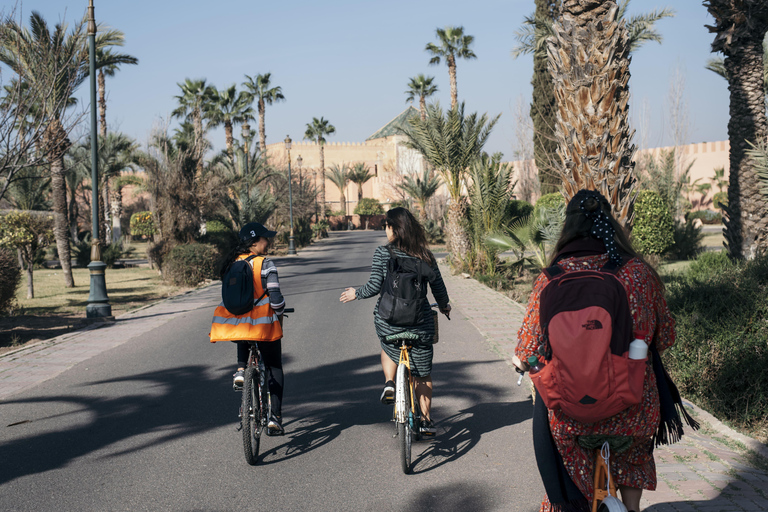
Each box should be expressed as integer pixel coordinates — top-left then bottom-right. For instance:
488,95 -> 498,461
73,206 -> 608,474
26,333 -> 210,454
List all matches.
239,222 -> 277,244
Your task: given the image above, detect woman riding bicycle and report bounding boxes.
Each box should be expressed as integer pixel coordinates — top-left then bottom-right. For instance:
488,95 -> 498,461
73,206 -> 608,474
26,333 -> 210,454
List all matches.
209,222 -> 287,436
340,207 -> 451,436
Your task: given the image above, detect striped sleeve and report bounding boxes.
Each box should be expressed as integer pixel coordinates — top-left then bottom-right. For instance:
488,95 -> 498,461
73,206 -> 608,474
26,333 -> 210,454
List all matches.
356,246 -> 388,300
261,258 -> 285,314
428,263 -> 450,308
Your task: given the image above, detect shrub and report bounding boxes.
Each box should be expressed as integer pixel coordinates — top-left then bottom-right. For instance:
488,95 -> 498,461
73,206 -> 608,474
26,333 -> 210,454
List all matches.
129,211 -> 155,238
354,198 -> 384,216
146,240 -> 175,270
665,254 -> 768,433
312,220 -> 330,239
687,209 -> 722,225
0,248 -> 21,315
505,199 -> 534,222
388,200 -> 410,210
713,191 -> 728,210
423,219 -> 445,244
162,243 -> 218,286
205,219 -> 231,234
534,193 -> 565,215
72,236 -> 135,268
632,190 -> 674,255
666,219 -> 704,261
686,250 -> 735,282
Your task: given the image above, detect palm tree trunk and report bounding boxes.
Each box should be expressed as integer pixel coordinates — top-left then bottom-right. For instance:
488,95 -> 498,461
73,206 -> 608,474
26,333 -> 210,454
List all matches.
102,179 -> 111,243
111,186 -> 123,242
224,121 -> 234,156
419,96 -> 427,121
446,199 -> 470,262
549,0 -> 637,227
357,184 -> 363,201
193,108 -> 204,176
319,144 -> 327,217
258,100 -> 267,152
98,70 -> 107,139
723,34 -> 768,259
51,154 -> 74,287
340,190 -> 346,216
448,56 -> 458,109
69,189 -> 79,242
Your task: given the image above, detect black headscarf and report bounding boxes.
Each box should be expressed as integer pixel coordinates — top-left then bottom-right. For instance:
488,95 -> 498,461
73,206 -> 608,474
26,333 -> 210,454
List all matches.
569,189 -> 623,267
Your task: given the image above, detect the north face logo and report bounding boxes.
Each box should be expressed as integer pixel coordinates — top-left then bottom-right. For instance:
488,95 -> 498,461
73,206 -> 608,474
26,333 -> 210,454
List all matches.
582,319 -> 603,330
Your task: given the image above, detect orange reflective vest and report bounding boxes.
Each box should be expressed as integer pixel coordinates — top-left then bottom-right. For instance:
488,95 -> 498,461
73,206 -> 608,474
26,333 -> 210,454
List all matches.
209,255 -> 283,342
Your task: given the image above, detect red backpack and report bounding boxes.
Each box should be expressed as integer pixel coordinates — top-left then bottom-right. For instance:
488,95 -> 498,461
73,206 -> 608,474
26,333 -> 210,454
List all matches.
529,260 -> 647,424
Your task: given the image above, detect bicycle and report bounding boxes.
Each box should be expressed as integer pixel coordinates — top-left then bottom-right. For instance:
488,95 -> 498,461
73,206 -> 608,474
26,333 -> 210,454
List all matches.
238,307 -> 293,466
387,304 -> 447,474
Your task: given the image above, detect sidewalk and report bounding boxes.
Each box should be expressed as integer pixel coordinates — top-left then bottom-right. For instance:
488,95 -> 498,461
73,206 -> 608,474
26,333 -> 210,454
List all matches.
438,263 -> 768,512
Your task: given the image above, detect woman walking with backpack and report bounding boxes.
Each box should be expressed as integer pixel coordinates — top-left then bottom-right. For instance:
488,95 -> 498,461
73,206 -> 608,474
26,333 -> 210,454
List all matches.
514,190 -> 696,512
209,222 -> 287,435
340,207 -> 451,436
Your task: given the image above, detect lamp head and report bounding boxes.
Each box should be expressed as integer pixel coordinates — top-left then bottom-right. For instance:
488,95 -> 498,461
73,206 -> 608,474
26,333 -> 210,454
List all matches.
284,135 -> 292,151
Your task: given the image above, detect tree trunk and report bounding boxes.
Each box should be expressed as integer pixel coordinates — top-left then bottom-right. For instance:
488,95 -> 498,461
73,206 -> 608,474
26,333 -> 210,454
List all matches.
549,0 -> 637,227
194,108 -> 204,176
259,99 -> 267,153
446,199 -> 470,263
111,186 -> 123,242
448,56 -> 458,109
357,184 -> 363,202
419,96 -> 426,122
50,154 -> 74,287
98,69 -> 107,139
25,253 -> 34,299
319,144 -> 326,217
532,0 -> 561,194
69,190 -> 79,242
224,121 -> 234,156
723,34 -> 768,259
340,190 -> 346,216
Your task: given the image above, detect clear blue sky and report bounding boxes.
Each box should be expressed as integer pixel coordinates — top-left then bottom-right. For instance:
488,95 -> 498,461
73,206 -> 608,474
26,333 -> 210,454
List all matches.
5,1 -> 730,159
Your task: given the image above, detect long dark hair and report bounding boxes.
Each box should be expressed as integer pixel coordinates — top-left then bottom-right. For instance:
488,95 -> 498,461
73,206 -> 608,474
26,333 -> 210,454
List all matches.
386,207 -> 436,266
219,237 -> 262,279
549,192 -> 663,287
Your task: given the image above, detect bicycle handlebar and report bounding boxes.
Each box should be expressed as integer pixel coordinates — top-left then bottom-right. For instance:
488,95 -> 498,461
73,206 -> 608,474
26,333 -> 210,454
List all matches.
283,308 -> 295,313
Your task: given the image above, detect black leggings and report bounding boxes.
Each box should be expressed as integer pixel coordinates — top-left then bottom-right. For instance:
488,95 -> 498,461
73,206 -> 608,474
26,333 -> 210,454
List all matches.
237,340 -> 284,418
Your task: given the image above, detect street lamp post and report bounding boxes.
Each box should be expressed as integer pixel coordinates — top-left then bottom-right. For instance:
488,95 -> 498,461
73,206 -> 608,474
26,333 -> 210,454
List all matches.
85,0 -> 112,320
242,123 -> 251,218
284,136 -> 296,255
296,155 -> 303,200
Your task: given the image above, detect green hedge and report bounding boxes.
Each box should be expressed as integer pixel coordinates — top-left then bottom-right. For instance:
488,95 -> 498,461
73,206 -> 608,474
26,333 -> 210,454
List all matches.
354,198 -> 384,216
506,199 -> 534,222
687,209 -> 722,225
163,243 -> 219,286
534,193 -> 565,215
129,211 -> 155,237
632,190 -> 674,255
665,253 -> 768,433
0,248 -> 21,315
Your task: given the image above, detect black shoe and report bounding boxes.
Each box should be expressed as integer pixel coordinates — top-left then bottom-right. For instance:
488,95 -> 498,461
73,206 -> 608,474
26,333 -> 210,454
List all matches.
419,419 -> 437,436
266,414 -> 284,436
380,381 -> 395,404
232,370 -> 244,391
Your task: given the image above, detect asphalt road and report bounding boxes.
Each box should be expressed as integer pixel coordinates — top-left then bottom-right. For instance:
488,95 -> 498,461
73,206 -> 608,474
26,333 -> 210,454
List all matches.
0,231 -> 544,512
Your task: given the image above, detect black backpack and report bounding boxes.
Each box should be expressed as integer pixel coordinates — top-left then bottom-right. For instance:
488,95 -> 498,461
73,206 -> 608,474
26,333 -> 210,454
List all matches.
378,247 -> 431,327
221,255 -> 264,315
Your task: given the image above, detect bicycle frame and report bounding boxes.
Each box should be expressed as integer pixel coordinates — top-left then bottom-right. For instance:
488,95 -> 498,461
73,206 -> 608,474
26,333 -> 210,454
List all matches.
395,341 -> 418,424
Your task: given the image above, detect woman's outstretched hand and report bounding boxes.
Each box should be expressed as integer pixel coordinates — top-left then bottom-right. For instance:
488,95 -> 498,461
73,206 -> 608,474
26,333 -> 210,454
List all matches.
340,287 -> 357,303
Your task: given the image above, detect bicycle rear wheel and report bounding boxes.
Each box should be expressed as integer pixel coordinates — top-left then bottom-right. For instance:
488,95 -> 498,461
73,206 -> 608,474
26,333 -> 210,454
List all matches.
396,362 -> 412,474
241,366 -> 262,465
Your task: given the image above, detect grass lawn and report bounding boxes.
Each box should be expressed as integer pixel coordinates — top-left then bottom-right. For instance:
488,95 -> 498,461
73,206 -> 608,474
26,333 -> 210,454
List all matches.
1,266 -> 189,352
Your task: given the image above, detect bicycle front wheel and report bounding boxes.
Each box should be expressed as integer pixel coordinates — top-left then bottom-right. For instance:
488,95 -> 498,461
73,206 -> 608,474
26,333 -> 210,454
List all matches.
396,362 -> 412,474
241,366 -> 262,465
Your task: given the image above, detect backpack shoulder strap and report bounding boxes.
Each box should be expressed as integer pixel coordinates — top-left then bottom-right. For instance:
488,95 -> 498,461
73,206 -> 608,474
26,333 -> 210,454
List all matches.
542,265 -> 564,280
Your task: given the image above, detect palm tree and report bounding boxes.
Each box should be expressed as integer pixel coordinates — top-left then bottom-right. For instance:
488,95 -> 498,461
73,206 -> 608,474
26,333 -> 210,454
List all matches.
400,102 -> 499,262
205,84 -> 254,156
242,73 -> 285,152
326,163 -> 351,215
0,11 -> 126,287
94,46 -> 138,138
397,167 -> 441,221
172,78 -> 213,175
405,75 -> 438,121
304,117 -> 336,217
547,1 -> 637,227
425,26 -> 476,110
513,0 -> 674,195
348,162 -> 374,202
704,0 -> 768,259
705,34 -> 768,111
